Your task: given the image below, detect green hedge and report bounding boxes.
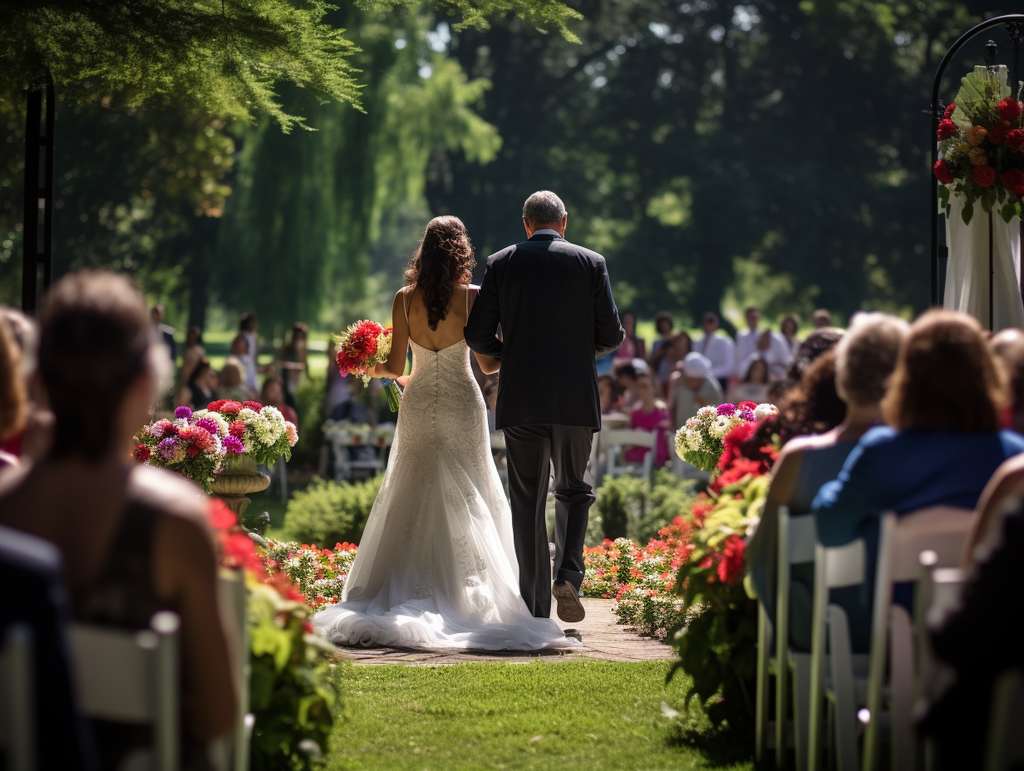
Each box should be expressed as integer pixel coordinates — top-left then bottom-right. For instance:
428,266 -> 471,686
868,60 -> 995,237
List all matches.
593,469 -> 697,543
282,475 -> 382,547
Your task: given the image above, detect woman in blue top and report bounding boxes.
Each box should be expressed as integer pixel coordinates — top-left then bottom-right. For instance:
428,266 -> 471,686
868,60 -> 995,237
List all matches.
813,310 -> 1024,650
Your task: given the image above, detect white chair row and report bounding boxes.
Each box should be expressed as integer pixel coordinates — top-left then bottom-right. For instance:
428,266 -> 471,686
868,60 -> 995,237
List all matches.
756,505 -> 976,771
1,571 -> 251,771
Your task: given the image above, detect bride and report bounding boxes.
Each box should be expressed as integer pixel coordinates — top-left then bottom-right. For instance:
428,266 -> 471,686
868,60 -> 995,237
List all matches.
314,216 -> 581,651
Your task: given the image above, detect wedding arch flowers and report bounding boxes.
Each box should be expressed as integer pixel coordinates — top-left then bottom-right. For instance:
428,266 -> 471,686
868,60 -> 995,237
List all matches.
934,67 -> 1024,224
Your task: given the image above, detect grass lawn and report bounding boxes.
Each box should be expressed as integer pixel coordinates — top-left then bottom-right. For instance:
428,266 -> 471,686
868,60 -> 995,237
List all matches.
325,660 -> 753,771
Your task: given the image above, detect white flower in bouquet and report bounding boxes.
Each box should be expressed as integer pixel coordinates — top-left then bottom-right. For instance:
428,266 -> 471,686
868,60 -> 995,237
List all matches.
754,403 -> 779,421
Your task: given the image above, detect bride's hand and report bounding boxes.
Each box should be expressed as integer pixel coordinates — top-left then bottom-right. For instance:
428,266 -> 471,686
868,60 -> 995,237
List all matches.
372,362 -> 389,378
395,376 -> 410,388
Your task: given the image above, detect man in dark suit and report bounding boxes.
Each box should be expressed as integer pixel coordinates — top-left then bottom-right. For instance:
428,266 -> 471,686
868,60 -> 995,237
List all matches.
465,190 -> 624,622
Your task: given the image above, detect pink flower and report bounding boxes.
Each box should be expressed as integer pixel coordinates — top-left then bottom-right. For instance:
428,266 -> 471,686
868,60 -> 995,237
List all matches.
223,436 -> 244,454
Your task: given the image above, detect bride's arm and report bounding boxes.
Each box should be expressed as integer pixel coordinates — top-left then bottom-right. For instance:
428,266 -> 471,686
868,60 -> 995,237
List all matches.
375,290 -> 410,379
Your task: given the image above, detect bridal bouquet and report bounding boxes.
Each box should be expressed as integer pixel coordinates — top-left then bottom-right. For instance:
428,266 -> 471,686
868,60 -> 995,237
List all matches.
133,405 -> 230,492
674,401 -> 777,472
198,399 -> 298,468
933,67 -> 1024,224
334,319 -> 401,411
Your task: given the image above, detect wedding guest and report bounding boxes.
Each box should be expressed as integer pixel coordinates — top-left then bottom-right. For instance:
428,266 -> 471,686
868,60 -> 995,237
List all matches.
0,270 -> 237,767
813,310 -> 1024,649
655,332 -> 691,396
0,315 -> 27,469
694,311 -> 735,383
239,312 -> 260,391
598,374 -> 623,415
647,312 -> 675,364
179,358 -> 219,410
179,325 -> 206,388
989,327 -> 1024,433
150,303 -> 176,365
780,313 -> 801,358
623,373 -> 671,468
218,357 -> 252,402
260,376 -> 299,425
919,500 -> 1024,771
734,306 -> 763,373
613,359 -> 640,409
278,322 -> 309,407
0,308 -> 50,464
729,357 -> 771,405
756,328 -> 794,379
749,313 -> 906,651
812,308 -> 832,329
614,311 -> 646,361
787,327 -> 844,381
669,352 -> 724,430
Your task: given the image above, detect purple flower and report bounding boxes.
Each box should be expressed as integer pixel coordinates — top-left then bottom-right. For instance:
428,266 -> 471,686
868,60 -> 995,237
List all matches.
223,436 -> 244,455
156,437 -> 180,460
194,417 -> 219,435
738,409 -> 755,422
716,403 -> 737,416
175,405 -> 193,420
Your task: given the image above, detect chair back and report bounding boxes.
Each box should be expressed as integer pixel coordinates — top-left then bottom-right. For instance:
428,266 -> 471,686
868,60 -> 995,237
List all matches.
69,611 -> 181,771
602,429 -> 657,450
864,508 -> 972,771
602,429 -> 656,482
0,623 -> 34,771
776,506 -> 816,660
218,571 -> 251,771
985,669 -> 1024,771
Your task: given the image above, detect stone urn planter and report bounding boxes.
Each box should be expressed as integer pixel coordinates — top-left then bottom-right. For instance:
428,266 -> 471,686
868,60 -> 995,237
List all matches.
211,454 -> 270,518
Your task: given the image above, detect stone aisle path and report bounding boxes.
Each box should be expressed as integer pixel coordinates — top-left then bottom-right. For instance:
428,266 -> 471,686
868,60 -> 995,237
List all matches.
334,598 -> 674,666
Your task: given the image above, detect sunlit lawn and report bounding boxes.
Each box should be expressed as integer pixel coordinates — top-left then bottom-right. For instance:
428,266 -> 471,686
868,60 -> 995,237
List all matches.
325,660 -> 753,771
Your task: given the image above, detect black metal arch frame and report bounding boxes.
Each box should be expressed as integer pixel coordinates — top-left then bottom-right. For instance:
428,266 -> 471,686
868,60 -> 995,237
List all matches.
930,14 -> 1024,324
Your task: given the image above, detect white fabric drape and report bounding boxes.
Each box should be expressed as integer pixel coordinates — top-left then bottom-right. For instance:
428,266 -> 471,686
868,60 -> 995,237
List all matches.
943,192 -> 1024,331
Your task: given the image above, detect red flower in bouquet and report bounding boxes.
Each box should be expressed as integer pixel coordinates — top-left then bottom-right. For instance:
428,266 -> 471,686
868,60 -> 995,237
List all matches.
210,400 -> 243,415
937,119 -> 958,140
997,97 -> 1022,123
933,160 -> 955,184
989,121 -> 1011,146
943,102 -> 957,119
1002,169 -> 1024,197
133,444 -> 151,461
971,164 -> 997,187
242,401 -> 263,413
229,421 -> 246,439
716,535 -> 745,585
1008,129 -> 1024,153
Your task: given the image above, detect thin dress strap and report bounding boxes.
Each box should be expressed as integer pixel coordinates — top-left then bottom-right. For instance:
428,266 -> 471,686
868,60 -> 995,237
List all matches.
404,287 -> 411,322
465,285 -> 470,317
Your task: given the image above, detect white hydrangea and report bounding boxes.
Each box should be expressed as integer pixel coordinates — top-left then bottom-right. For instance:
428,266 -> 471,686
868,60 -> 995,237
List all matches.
696,406 -> 718,419
754,403 -> 779,421
259,406 -> 286,442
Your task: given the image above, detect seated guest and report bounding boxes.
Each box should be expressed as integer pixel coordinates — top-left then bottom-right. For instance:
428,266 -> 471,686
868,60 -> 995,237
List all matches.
613,359 -> 640,409
0,270 -> 237,769
178,358 -> 219,410
647,312 -> 675,362
695,311 -> 735,383
179,325 -> 206,388
990,327 -> 1024,433
812,308 -> 832,329
614,311 -> 646,361
813,310 -> 1024,651
0,314 -> 27,469
729,356 -> 771,405
623,373 -> 671,468
654,332 -> 691,397
750,313 -> 906,651
260,375 -> 299,425
919,500 -> 1024,771
598,374 -> 623,416
219,356 -> 253,402
756,328 -> 795,380
780,313 -> 801,358
787,327 -> 844,382
669,352 -> 724,430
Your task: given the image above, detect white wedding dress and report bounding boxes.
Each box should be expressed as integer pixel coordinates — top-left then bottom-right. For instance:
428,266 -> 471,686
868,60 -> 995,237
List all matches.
313,337 -> 581,651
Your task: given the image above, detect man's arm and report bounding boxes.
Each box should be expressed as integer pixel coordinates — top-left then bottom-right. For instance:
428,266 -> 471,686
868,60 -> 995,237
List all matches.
593,257 -> 624,358
465,256 -> 503,360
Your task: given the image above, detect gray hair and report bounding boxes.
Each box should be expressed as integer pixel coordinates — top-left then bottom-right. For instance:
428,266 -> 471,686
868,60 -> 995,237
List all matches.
835,311 -> 910,407
522,190 -> 566,225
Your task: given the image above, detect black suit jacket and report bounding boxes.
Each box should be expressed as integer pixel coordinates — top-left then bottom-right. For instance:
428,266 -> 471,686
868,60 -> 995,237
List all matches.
464,233 -> 624,430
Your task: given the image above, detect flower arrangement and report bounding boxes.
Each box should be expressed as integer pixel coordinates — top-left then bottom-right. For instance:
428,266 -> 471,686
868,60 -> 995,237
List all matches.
334,319 -> 401,411
260,539 -> 359,612
133,405 -> 229,492
199,399 -> 298,468
933,67 -> 1024,225
674,401 -> 777,472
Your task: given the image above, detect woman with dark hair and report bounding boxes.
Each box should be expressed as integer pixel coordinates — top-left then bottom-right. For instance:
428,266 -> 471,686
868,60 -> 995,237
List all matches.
179,357 -> 218,410
812,310 -> 1024,646
314,216 -> 580,652
0,270 -> 236,768
780,313 -> 801,358
0,314 -> 27,468
179,325 -> 206,387
278,322 -> 309,407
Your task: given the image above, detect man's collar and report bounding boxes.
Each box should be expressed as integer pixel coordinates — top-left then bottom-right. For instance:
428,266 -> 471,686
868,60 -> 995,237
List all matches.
529,228 -> 563,239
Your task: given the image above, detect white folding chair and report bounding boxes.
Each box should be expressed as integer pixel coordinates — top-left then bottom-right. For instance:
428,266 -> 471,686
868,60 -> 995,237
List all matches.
214,571 -> 252,771
69,611 -> 181,771
0,622 -> 34,771
808,537 -> 868,771
601,429 -> 656,483
985,669 -> 1024,771
862,507 -> 972,771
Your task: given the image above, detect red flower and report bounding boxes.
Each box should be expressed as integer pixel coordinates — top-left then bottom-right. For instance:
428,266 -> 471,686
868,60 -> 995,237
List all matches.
997,97 -> 1022,123
943,102 -> 957,119
937,119 -> 958,141
737,401 -> 757,411
186,444 -> 200,458
1002,169 -> 1024,197
933,159 -> 955,185
990,121 -> 1011,146
242,401 -> 263,412
1009,129 -> 1024,153
207,399 -> 227,412
133,444 -> 151,462
208,499 -> 238,531
711,457 -> 764,494
220,401 -> 243,415
972,164 -> 997,187
717,535 -> 745,585
717,421 -> 757,471
229,421 -> 246,439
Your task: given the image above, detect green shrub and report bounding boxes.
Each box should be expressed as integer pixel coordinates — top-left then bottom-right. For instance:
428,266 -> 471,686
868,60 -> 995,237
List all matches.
292,377 -> 326,467
593,470 -> 697,543
282,475 -> 382,546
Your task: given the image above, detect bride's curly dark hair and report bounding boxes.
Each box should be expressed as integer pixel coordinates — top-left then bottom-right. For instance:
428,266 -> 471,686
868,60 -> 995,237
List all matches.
404,216 -> 476,331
